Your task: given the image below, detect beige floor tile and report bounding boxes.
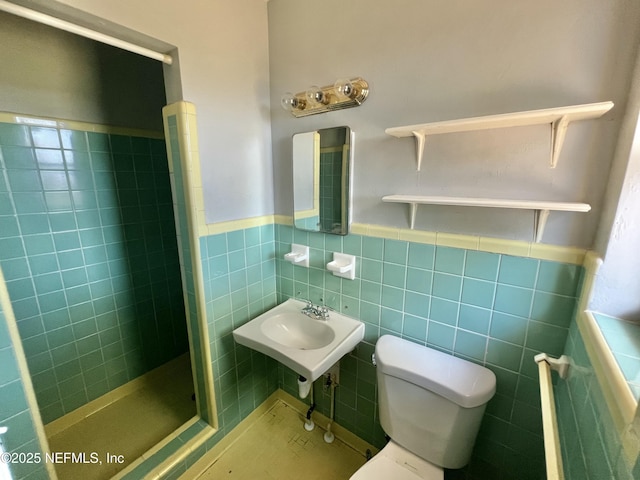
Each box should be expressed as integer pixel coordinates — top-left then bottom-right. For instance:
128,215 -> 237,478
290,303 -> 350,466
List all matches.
48,359 -> 196,480
194,401 -> 367,480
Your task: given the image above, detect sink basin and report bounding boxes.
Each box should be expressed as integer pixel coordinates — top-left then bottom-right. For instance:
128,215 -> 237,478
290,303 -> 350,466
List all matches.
261,313 -> 336,349
233,298 -> 365,381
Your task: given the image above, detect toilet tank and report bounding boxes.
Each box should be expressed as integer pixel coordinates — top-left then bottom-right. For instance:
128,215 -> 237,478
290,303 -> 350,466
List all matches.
375,335 -> 496,469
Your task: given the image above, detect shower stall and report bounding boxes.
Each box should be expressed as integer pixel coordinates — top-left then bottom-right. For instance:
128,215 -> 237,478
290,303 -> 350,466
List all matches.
0,10 -> 196,479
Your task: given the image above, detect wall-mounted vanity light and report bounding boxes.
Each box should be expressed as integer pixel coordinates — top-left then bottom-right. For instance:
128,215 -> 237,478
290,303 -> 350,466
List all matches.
281,77 -> 369,117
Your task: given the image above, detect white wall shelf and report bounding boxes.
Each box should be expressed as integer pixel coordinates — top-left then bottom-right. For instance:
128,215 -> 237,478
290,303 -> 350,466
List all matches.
385,101 -> 614,171
381,195 -> 591,242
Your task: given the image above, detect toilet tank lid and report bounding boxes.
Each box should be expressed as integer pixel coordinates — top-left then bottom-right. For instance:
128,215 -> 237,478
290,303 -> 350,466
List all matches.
375,335 -> 496,408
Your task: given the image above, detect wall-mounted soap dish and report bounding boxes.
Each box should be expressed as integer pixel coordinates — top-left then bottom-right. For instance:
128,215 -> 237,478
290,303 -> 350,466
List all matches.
327,253 -> 356,280
284,244 -> 309,267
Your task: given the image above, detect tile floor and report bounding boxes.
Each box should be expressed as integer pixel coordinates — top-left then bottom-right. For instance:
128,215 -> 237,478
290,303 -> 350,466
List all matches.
47,357 -> 196,480
191,400 -> 368,480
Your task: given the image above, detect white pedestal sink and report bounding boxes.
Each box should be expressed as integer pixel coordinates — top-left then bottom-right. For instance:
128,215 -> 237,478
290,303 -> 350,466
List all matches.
232,298 -> 365,381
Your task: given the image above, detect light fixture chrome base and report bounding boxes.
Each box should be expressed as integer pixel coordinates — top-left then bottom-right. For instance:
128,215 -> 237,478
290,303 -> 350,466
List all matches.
282,77 -> 369,117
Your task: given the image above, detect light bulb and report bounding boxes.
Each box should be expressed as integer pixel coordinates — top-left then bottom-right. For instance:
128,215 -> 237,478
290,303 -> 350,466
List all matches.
305,86 -> 328,105
334,78 -> 356,99
281,92 -> 305,112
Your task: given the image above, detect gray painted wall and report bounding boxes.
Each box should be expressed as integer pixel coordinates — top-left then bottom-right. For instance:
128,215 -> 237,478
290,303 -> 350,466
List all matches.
52,0 -> 274,225
0,11 -> 166,131
268,0 -> 640,248
17,0 -> 640,317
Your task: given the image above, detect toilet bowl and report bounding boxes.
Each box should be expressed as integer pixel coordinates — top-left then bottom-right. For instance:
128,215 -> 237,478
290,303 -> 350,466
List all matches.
351,440 -> 443,480
349,335 -> 496,479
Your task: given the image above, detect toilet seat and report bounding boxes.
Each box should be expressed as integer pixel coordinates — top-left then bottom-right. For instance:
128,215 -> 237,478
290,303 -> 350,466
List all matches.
350,441 -> 444,480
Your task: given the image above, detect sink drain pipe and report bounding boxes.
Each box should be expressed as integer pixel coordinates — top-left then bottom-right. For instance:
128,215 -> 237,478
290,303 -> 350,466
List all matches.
300,376 -> 315,431
298,375 -> 312,398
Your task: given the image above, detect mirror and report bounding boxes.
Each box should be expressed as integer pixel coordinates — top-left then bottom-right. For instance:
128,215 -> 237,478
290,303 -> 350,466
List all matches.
293,126 -> 353,235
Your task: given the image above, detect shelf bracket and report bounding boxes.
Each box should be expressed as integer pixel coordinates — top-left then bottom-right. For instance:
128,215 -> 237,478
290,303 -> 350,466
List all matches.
533,209 -> 550,243
412,131 -> 426,171
409,202 -> 418,229
550,115 -> 570,168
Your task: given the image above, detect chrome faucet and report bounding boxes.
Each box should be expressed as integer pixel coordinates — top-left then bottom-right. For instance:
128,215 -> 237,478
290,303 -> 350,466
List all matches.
301,300 -> 330,320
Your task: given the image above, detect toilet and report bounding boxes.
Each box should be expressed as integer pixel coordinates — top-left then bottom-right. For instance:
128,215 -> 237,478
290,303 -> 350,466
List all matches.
350,335 -> 496,480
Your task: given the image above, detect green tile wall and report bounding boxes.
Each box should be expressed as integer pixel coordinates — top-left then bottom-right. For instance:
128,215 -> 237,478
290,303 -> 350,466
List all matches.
200,225 -> 280,435
274,224 -> 582,480
0,292 -> 48,480
158,224 -> 281,480
556,318 -> 640,478
0,121 -> 188,424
